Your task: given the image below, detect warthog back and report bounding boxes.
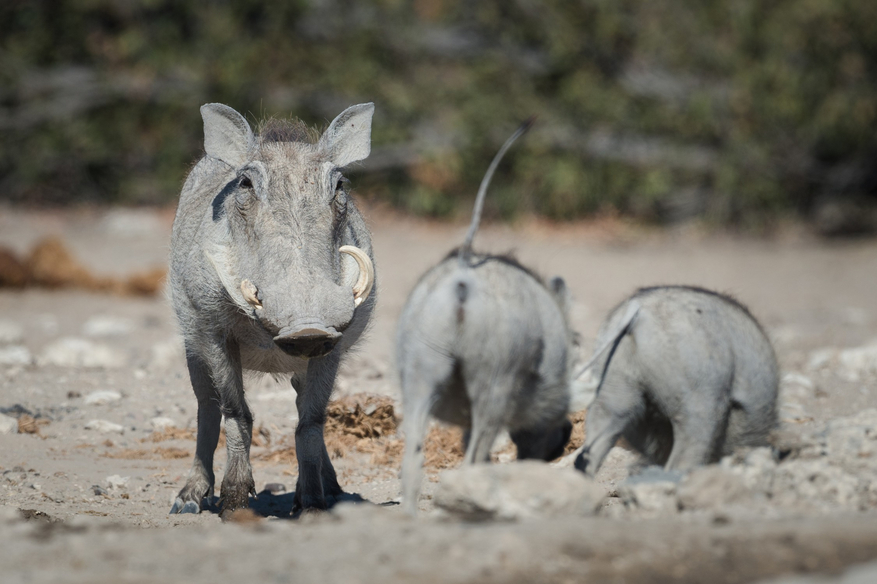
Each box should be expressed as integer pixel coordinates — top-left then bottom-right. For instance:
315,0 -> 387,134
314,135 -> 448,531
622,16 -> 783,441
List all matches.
575,286 -> 778,476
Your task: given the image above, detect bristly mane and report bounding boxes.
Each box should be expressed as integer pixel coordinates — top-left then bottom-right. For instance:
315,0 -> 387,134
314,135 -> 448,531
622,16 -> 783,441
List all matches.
444,247 -> 545,286
258,118 -> 321,144
634,285 -> 765,330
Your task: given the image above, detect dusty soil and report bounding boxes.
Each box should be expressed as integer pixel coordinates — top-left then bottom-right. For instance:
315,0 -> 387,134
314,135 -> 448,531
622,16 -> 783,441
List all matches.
1,205 -> 876,583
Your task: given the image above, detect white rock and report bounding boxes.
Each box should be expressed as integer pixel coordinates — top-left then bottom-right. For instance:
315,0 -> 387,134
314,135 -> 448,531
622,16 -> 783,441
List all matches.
105,475 -> 130,490
779,373 -> 817,421
806,348 -> 834,372
84,390 -> 123,405
149,337 -> 184,370
771,459 -> 864,511
677,465 -> 756,510
781,372 -> 814,391
84,419 -> 125,434
837,343 -> 877,381
39,337 -> 125,369
617,468 -> 681,515
149,416 -> 177,431
0,413 -> 18,434
434,461 -> 606,521
0,320 -> 24,345
82,315 -> 134,338
0,345 -> 32,366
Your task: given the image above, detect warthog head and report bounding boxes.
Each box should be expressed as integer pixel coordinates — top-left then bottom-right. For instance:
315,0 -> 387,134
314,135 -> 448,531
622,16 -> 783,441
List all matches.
201,103 -> 375,359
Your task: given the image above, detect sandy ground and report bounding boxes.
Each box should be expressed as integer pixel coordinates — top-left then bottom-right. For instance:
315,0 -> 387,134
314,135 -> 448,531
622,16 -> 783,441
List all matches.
1,205 -> 876,583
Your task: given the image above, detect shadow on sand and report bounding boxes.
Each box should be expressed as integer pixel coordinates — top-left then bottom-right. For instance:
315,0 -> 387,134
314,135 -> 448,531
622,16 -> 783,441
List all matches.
199,489 -> 396,520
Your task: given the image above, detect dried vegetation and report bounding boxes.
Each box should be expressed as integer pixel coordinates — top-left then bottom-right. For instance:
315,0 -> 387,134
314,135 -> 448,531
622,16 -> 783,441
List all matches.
0,237 -> 165,296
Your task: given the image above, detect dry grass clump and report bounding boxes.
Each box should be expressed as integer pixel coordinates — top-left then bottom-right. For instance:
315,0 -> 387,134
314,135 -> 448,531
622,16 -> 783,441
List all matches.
564,410 -> 587,455
256,394 -> 473,474
141,424 -> 270,448
0,236 -> 166,296
423,424 -> 465,470
103,446 -> 191,460
18,414 -> 50,436
143,427 -> 197,443
260,394 -> 401,469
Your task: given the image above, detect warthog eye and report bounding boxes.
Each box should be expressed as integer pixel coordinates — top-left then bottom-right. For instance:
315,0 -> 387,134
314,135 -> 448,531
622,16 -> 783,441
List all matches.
333,191 -> 348,217
333,177 -> 349,215
239,175 -> 253,189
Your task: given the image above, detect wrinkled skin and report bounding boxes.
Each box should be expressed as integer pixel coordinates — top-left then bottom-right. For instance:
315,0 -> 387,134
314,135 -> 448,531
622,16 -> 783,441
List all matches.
168,102 -> 377,515
574,286 -> 778,477
397,252 -> 575,515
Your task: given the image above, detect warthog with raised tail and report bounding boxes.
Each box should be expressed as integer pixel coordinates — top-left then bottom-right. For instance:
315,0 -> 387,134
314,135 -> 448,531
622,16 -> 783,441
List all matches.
169,102 -> 376,515
574,286 -> 778,476
396,120 -> 575,514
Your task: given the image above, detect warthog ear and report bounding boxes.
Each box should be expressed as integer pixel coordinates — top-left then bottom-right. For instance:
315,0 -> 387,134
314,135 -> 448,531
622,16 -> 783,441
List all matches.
200,103 -> 254,168
319,103 -> 374,168
549,276 -> 571,317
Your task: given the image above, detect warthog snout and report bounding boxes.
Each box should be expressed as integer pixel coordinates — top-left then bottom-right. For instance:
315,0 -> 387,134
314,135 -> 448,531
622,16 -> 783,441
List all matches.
274,325 -> 341,359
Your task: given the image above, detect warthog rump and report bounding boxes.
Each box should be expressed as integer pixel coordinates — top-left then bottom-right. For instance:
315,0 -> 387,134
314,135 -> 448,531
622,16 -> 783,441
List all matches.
574,286 -> 779,476
396,121 -> 576,515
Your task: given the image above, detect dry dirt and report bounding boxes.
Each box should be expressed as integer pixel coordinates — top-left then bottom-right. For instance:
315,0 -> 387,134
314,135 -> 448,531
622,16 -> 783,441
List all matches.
1,205 -> 877,583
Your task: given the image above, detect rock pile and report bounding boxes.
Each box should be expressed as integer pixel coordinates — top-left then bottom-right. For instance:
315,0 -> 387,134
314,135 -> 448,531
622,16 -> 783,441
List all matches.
617,409 -> 877,517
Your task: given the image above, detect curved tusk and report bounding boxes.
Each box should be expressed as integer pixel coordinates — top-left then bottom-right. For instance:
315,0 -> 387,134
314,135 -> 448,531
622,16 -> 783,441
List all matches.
240,279 -> 262,309
339,245 -> 374,308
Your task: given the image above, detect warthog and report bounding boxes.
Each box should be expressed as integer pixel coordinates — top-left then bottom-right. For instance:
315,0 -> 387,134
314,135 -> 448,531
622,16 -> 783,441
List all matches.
168,102 -> 377,514
574,286 -> 778,476
397,121 -> 575,514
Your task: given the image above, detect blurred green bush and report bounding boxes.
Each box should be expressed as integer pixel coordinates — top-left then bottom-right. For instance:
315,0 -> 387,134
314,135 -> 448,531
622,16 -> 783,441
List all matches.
2,0 -> 876,227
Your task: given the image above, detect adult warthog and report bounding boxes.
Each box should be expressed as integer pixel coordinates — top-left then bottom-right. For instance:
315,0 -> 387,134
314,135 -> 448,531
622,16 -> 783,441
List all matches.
169,102 -> 376,515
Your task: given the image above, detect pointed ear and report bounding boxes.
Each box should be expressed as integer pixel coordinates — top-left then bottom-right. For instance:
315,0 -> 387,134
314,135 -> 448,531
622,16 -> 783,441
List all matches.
200,103 -> 254,168
549,276 -> 572,319
319,103 -> 374,167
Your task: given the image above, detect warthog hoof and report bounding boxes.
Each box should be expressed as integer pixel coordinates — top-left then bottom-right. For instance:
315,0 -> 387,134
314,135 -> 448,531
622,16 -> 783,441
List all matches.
169,498 -> 202,514
219,478 -> 256,514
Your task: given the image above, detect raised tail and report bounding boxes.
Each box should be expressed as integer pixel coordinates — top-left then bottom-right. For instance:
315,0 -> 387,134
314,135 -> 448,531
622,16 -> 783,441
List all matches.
573,300 -> 640,381
458,116 -> 535,267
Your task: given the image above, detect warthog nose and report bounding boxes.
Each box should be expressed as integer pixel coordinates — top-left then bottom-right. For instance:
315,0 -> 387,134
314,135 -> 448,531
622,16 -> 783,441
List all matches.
274,326 -> 341,359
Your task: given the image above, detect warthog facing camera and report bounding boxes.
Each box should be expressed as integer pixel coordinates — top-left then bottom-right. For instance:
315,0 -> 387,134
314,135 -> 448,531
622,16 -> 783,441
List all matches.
169,102 -> 376,514
574,286 -> 778,476
397,121 -> 575,514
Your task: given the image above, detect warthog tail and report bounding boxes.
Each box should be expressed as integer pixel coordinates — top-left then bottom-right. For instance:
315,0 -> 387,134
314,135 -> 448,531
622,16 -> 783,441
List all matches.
458,116 -> 535,266
574,300 -> 640,381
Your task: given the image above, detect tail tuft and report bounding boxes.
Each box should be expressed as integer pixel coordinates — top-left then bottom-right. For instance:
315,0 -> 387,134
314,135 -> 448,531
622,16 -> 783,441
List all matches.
455,281 -> 468,323
455,281 -> 468,303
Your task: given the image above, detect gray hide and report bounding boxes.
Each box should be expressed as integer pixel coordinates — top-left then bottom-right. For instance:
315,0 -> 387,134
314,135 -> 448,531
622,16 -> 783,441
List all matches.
574,286 -> 778,476
168,102 -> 377,514
396,122 -> 575,515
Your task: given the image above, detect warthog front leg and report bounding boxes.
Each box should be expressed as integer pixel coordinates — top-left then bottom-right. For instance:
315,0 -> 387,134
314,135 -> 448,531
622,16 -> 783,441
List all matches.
213,338 -> 255,514
171,336 -> 254,514
219,401 -> 255,513
171,351 -> 222,514
292,353 -> 343,512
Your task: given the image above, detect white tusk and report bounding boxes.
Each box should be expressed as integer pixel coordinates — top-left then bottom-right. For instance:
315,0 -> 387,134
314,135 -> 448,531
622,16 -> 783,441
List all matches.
340,245 -> 374,307
240,279 -> 262,309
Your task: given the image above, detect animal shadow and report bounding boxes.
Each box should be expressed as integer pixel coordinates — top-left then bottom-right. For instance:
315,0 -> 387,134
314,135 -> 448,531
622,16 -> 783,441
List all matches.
202,490 -> 375,520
